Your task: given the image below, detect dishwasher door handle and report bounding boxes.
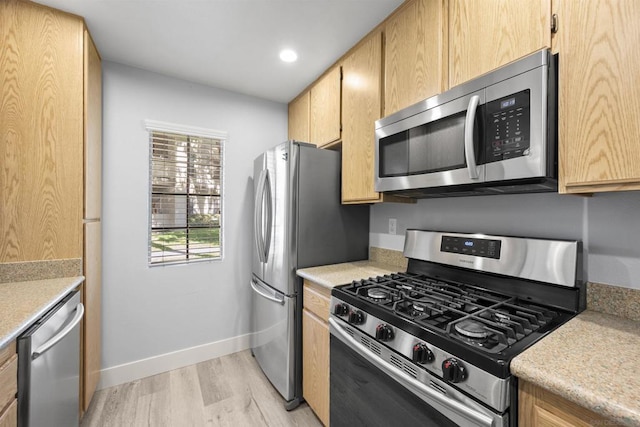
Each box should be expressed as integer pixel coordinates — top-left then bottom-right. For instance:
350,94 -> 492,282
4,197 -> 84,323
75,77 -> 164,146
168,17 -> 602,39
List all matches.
32,303 -> 84,360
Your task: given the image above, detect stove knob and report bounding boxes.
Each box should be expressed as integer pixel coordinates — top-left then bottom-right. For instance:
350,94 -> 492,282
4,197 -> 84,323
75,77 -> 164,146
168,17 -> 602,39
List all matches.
348,310 -> 365,325
333,303 -> 349,316
375,324 -> 394,342
412,343 -> 435,364
442,358 -> 467,383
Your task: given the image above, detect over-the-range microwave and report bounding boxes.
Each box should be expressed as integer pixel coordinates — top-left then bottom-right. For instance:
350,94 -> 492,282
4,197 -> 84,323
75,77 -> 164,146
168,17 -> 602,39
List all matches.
375,49 -> 557,198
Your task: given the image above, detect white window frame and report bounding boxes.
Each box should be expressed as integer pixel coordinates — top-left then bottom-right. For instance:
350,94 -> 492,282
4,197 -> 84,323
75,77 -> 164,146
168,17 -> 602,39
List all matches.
144,119 -> 227,266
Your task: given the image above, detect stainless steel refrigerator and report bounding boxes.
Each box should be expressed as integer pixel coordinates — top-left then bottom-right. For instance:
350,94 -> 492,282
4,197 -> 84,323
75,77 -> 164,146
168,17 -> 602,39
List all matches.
251,141 -> 369,409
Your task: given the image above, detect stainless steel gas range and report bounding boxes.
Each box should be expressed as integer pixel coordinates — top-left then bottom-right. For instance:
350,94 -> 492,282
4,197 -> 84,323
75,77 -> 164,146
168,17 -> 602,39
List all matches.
329,230 -> 584,427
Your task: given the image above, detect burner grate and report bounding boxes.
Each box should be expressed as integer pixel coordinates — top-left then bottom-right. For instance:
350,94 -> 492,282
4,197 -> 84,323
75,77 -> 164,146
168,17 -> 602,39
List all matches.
343,272 -> 562,353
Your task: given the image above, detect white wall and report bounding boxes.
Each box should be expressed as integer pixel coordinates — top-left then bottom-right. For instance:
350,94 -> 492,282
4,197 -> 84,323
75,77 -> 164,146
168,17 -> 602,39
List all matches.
370,191 -> 640,289
101,62 -> 287,380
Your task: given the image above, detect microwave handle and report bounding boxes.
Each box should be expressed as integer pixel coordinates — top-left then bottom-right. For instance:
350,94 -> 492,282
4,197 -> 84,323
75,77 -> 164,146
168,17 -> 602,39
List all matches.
464,95 -> 480,180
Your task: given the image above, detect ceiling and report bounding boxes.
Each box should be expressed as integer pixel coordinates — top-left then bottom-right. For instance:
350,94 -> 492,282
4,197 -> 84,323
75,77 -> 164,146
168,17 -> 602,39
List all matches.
33,0 -> 405,104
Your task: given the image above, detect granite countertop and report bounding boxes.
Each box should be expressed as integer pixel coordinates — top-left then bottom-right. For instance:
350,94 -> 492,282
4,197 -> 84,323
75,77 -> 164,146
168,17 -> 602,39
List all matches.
511,310 -> 640,426
0,276 -> 84,349
297,260 -> 402,289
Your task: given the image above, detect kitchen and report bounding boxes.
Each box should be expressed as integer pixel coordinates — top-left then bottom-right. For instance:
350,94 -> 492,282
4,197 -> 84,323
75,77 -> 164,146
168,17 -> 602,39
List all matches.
1,0 -> 639,426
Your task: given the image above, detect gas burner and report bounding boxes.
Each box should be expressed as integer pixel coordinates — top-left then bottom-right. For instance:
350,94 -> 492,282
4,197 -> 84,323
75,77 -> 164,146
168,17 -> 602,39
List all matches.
367,288 -> 389,299
454,319 -> 491,339
394,300 -> 432,318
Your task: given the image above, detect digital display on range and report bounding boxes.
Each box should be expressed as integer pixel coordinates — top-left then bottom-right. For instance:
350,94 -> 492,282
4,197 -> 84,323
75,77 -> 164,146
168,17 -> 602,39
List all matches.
440,236 -> 502,259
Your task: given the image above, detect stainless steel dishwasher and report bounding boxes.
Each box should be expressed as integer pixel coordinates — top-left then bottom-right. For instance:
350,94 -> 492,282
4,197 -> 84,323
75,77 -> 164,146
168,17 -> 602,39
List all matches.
17,290 -> 84,427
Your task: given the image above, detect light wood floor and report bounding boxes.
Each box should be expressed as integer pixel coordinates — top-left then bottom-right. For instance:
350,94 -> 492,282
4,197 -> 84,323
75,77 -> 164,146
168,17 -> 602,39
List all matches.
81,350 -> 322,427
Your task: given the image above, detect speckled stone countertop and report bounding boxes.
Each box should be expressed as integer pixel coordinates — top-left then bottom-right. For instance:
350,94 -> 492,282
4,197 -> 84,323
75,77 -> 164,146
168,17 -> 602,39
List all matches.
511,310 -> 640,426
297,260 -> 402,289
0,276 -> 84,349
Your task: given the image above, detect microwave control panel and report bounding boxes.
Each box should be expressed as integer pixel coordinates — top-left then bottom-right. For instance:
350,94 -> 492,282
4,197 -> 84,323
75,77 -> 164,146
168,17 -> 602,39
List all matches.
485,90 -> 530,163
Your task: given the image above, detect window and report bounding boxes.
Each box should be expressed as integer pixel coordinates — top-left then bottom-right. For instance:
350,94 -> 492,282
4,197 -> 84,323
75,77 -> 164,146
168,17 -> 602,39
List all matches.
144,120 -> 225,266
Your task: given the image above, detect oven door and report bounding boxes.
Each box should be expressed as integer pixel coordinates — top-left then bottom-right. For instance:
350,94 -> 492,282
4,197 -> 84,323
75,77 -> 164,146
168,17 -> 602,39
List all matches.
329,319 -> 508,427
374,90 -> 486,193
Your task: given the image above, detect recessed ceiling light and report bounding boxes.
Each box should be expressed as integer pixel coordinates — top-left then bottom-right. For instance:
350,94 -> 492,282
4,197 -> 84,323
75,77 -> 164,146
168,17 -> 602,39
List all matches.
279,49 -> 298,63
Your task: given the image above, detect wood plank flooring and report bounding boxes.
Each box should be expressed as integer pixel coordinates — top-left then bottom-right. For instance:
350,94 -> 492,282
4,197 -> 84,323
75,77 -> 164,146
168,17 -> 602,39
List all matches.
81,350 -> 322,427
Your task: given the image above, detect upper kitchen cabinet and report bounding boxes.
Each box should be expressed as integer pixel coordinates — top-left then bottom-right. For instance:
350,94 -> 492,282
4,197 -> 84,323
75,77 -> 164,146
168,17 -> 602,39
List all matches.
556,0 -> 640,193
288,91 -> 310,142
342,32 -> 413,204
309,66 -> 341,147
1,0 -> 84,262
84,29 -> 102,220
448,0 -> 552,88
384,0 -> 448,116
341,32 -> 384,203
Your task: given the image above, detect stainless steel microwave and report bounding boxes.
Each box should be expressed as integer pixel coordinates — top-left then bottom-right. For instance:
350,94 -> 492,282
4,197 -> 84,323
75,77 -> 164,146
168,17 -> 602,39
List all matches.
374,49 -> 557,198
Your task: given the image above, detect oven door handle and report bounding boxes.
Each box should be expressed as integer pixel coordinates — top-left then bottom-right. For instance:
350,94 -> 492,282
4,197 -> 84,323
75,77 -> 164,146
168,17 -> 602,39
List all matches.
464,95 -> 480,180
329,318 -> 495,427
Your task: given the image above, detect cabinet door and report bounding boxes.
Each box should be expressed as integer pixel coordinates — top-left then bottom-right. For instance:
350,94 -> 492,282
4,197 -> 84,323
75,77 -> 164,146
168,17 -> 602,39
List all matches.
0,343 -> 17,419
342,32 -> 383,203
310,66 -> 341,146
557,0 -> 640,193
83,221 -> 101,411
384,0 -> 448,115
288,91 -> 310,143
0,0 -> 83,262
0,400 -> 17,427
302,308 -> 329,426
449,0 -> 552,87
519,380 -> 610,427
84,29 -> 102,220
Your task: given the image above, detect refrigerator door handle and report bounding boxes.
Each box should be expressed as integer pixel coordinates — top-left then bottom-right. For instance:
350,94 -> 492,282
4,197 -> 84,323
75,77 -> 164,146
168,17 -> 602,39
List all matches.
254,169 -> 267,263
32,303 -> 84,360
263,169 -> 273,261
250,278 -> 285,305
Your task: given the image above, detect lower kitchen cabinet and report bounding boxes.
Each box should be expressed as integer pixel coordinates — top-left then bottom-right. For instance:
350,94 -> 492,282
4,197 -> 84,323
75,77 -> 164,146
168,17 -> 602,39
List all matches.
302,280 -> 331,426
83,221 -> 102,412
518,380 -> 610,426
0,342 -> 17,427
0,401 -> 16,427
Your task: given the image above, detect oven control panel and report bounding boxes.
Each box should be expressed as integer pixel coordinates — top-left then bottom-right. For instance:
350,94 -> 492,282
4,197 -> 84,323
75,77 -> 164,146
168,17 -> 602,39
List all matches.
440,235 -> 502,259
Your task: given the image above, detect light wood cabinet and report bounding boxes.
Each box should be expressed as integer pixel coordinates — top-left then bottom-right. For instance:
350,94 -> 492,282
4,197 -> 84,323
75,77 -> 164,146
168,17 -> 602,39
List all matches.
0,343 -> 17,427
302,280 -> 330,426
341,32 -> 383,204
310,66 -> 341,147
384,0 -> 448,116
519,380 -> 610,427
0,0 -> 84,262
84,30 -> 102,220
82,221 -> 101,411
82,28 -> 102,413
0,400 -> 16,427
556,0 -> 640,193
448,0 -> 552,88
288,91 -> 310,142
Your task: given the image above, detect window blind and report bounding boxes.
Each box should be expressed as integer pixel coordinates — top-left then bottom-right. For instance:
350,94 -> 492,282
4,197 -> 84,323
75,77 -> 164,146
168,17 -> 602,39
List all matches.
148,129 -> 223,265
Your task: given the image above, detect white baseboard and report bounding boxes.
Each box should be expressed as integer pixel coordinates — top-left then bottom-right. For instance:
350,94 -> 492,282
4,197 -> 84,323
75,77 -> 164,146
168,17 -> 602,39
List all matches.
97,333 -> 251,390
